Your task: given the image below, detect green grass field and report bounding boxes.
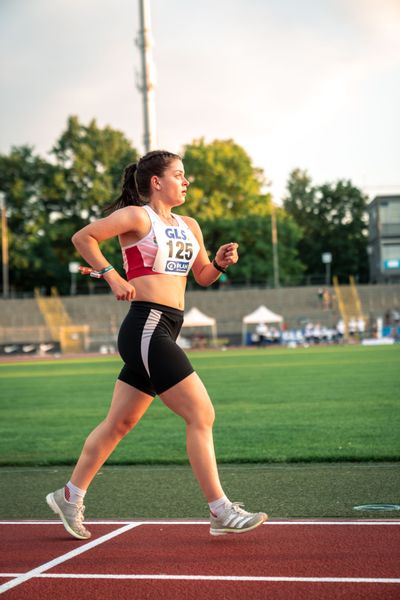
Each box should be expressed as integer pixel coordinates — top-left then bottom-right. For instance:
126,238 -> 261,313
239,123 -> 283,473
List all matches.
1,344 -> 399,466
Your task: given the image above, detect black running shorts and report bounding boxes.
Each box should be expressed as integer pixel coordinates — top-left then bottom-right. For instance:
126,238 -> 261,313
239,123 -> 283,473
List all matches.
117,301 -> 194,396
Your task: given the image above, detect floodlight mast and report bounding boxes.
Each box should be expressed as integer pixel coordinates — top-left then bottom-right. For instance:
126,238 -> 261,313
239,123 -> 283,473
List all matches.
271,202 -> 280,288
137,0 -> 157,153
0,192 -> 9,299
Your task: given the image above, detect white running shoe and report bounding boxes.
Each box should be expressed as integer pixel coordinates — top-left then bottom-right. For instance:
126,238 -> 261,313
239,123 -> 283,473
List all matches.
46,488 -> 91,540
210,502 -> 268,536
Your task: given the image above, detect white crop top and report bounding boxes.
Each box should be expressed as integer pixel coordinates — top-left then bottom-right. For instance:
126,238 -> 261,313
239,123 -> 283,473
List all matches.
122,205 -> 200,279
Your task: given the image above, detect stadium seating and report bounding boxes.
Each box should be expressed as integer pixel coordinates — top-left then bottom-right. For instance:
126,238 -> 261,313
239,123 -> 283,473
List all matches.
0,285 -> 399,350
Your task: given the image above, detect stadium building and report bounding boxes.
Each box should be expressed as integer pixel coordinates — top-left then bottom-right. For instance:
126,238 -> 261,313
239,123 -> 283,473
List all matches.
368,195 -> 400,283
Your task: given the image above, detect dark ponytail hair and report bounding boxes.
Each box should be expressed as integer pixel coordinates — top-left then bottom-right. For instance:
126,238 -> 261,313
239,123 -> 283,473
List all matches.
104,150 -> 181,214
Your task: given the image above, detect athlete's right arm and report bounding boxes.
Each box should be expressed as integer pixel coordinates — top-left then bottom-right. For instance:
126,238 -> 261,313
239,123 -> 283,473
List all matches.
71,206 -> 147,301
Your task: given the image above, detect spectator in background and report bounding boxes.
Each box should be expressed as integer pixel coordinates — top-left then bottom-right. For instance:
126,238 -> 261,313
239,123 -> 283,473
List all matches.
271,326 -> 281,344
322,288 -> 331,310
321,325 -> 329,343
357,317 -> 365,340
348,317 -> 357,340
255,322 -> 268,346
312,322 -> 322,344
336,319 -> 345,342
304,322 -> 314,344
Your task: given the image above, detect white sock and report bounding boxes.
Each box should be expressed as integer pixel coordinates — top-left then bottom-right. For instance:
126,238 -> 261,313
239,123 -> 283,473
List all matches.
65,481 -> 86,505
208,496 -> 232,517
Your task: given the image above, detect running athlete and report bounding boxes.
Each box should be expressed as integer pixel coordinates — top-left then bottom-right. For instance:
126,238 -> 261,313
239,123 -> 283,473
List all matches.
46,150 -> 267,539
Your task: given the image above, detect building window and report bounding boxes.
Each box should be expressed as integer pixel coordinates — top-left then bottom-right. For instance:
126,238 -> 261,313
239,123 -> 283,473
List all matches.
380,201 -> 400,225
382,244 -> 400,260
381,243 -> 400,270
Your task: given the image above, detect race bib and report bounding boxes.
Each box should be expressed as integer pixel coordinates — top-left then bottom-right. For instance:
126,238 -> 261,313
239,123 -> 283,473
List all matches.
152,219 -> 200,276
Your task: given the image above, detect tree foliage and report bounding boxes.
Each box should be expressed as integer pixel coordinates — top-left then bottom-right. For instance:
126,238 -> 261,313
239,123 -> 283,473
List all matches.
0,145 -> 61,291
283,169 -> 369,282
180,139 -> 304,284
196,211 -> 304,287
181,138 -> 270,218
1,126 -> 307,293
51,116 -> 137,220
0,117 -> 138,293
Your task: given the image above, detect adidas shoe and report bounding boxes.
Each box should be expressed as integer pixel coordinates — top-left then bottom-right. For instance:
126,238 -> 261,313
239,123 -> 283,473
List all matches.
210,502 -> 267,536
46,488 -> 91,540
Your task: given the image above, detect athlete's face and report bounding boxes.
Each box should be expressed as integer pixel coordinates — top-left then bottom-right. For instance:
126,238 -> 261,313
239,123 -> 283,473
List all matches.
155,159 -> 189,206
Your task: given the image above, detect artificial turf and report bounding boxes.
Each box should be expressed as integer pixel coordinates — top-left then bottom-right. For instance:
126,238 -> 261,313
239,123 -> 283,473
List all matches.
1,462 -> 399,519
0,344 -> 399,466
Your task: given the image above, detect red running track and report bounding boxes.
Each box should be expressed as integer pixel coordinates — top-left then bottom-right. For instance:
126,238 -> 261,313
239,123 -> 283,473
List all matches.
0,519 -> 399,599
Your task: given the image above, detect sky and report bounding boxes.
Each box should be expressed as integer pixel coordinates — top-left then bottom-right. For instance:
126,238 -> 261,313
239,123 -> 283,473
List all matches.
1,0 -> 400,203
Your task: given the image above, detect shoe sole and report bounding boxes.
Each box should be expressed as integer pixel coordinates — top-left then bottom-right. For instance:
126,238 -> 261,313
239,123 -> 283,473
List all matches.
46,493 -> 91,540
210,514 -> 268,536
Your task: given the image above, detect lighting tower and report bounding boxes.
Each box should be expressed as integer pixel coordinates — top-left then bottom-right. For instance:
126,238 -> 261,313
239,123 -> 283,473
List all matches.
271,202 -> 280,288
0,192 -> 9,299
137,0 -> 157,152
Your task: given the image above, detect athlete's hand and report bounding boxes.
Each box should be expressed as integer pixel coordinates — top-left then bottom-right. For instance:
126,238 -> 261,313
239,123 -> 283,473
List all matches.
215,242 -> 239,269
103,270 -> 136,301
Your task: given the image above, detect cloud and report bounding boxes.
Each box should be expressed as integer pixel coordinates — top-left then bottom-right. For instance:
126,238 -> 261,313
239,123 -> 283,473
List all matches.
0,0 -> 399,201
341,0 -> 400,57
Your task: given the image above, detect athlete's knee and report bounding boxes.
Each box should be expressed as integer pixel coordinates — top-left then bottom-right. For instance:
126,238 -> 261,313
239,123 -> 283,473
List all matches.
207,403 -> 216,427
187,402 -> 215,429
107,415 -> 139,438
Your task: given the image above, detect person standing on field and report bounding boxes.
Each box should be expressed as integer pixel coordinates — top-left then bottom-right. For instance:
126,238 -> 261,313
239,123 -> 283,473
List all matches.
46,150 -> 267,539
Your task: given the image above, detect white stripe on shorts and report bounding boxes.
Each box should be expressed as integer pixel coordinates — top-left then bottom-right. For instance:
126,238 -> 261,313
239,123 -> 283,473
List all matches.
141,309 -> 162,377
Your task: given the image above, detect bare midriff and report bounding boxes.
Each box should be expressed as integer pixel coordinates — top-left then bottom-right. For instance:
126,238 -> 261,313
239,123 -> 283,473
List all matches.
129,274 -> 187,310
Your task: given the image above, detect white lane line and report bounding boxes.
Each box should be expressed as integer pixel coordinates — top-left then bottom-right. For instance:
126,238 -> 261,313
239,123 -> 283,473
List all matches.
0,573 -> 399,584
265,521 -> 400,526
0,520 -> 206,526
0,522 -> 142,594
1,519 -> 400,526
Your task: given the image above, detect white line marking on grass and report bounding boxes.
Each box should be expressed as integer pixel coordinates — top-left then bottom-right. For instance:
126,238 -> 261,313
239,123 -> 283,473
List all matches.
1,519 -> 400,526
0,522 -> 142,594
0,573 -> 399,584
129,519 -> 400,526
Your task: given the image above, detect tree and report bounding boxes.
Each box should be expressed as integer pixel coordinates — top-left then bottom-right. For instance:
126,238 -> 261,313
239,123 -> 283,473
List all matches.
195,212 -> 304,287
283,169 -> 369,283
0,145 -> 62,292
47,116 -> 139,291
181,138 -> 270,219
1,122 -> 306,293
51,116 -> 137,220
180,139 -> 304,286
0,117 -> 139,293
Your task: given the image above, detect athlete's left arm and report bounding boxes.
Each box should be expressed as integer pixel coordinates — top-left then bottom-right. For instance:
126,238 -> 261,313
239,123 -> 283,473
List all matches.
182,216 -> 239,287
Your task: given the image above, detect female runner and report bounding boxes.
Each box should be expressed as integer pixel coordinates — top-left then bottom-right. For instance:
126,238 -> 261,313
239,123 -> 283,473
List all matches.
46,150 -> 267,538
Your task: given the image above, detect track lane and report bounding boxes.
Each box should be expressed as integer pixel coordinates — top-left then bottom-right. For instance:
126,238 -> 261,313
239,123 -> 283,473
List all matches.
1,520 -> 399,598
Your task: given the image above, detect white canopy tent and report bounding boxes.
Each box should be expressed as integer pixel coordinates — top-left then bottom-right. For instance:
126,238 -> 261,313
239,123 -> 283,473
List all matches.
242,305 -> 283,344
182,307 -> 218,345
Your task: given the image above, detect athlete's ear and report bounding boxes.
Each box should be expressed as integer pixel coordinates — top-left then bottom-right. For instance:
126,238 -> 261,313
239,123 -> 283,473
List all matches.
151,176 -> 161,190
